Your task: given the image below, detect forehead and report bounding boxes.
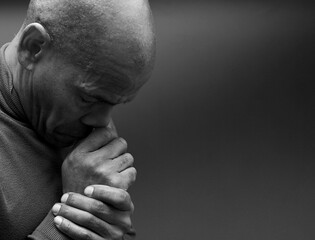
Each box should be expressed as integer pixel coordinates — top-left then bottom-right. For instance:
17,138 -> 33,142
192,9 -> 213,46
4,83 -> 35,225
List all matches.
73,43 -> 148,104
59,23 -> 151,103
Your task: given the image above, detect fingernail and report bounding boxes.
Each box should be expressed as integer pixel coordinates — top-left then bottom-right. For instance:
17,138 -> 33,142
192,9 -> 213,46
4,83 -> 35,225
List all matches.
54,216 -> 63,227
84,186 -> 94,196
61,193 -> 69,203
52,204 -> 61,215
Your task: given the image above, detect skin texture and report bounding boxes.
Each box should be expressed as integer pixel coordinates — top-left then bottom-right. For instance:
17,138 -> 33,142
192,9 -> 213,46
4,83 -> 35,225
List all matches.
62,124 -> 137,194
53,185 -> 136,239
6,0 -> 155,148
60,126 -> 138,239
4,0 -> 155,239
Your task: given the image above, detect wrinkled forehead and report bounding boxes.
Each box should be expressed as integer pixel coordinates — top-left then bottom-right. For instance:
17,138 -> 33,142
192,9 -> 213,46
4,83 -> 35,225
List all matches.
83,70 -> 136,95
69,3 -> 155,100
75,60 -> 145,105
80,38 -> 150,92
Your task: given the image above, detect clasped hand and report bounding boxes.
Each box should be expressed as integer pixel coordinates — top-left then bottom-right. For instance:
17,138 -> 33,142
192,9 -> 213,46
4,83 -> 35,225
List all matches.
53,124 -> 137,239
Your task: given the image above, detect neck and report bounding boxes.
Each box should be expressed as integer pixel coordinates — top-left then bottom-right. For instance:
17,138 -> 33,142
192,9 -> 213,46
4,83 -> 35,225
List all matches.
4,33 -> 33,123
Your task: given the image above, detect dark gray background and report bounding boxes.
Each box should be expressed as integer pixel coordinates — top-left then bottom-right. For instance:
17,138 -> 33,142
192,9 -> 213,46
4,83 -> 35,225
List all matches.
1,1 -> 315,239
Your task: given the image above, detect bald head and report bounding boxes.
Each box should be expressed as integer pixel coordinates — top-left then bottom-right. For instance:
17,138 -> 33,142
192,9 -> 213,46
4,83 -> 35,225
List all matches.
24,0 -> 155,78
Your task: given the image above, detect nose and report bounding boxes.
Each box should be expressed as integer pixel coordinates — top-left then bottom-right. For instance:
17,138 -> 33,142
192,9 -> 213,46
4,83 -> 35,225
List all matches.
80,104 -> 113,128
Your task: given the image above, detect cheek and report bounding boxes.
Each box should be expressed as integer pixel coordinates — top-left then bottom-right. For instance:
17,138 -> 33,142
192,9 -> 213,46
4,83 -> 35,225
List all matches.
58,100 -> 83,121
44,97 -> 82,129
50,85 -> 82,117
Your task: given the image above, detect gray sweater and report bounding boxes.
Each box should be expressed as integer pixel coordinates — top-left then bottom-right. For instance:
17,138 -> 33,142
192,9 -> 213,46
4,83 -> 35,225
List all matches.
0,43 -> 69,240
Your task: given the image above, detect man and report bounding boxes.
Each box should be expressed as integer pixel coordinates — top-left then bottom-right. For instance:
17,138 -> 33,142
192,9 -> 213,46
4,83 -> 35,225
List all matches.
0,0 -> 155,239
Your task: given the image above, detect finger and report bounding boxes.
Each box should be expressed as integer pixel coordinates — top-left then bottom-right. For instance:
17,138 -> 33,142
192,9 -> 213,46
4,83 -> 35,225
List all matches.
105,167 -> 137,190
107,119 -> 118,134
78,125 -> 118,152
126,227 -> 137,238
52,203 -> 125,238
54,215 -> 124,240
95,137 -> 128,159
97,153 -> 134,175
60,193 -> 132,229
85,185 -> 133,211
113,153 -> 134,172
116,167 -> 137,190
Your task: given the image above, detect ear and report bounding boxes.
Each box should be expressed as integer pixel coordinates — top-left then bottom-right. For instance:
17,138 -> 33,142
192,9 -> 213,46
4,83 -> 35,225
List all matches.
17,23 -> 51,71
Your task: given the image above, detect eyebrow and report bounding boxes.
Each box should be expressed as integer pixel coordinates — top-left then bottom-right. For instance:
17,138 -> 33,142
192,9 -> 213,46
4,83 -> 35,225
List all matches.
86,91 -> 136,106
79,72 -> 136,105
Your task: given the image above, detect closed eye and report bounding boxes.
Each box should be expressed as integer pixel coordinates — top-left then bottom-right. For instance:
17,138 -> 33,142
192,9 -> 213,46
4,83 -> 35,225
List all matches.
81,95 -> 116,106
80,96 -> 98,104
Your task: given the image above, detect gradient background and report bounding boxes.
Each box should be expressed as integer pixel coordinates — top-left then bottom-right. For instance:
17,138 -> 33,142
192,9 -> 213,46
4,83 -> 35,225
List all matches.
1,1 -> 315,239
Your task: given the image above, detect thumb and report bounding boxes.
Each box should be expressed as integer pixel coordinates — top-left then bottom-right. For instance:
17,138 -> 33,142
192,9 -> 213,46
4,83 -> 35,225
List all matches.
77,119 -> 118,152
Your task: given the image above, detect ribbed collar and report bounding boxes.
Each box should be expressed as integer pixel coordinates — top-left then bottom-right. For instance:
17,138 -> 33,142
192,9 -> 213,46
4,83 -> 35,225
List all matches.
0,43 -> 27,122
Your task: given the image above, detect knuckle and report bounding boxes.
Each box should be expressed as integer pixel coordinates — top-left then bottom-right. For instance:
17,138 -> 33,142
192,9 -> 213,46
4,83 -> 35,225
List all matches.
70,150 -> 84,161
108,175 -> 120,187
117,137 -> 128,148
94,201 -> 105,212
112,229 -> 124,240
81,230 -> 93,240
122,217 -> 132,231
120,168 -> 137,190
86,213 -> 96,226
95,166 -> 110,179
62,206 -> 70,216
93,200 -> 109,215
129,167 -> 137,182
84,157 -> 100,169
116,189 -> 130,204
123,153 -> 134,165
62,219 -> 71,233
